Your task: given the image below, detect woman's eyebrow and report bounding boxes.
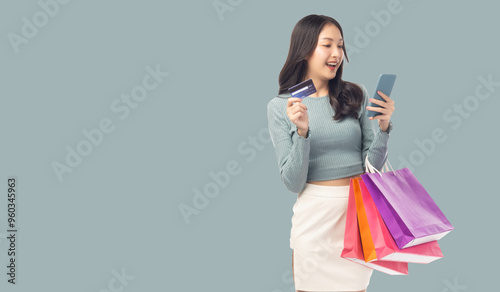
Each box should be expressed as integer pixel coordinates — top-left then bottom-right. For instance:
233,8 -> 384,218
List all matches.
321,37 -> 343,42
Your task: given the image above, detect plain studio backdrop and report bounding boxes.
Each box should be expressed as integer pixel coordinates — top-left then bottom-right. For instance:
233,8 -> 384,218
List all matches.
0,0 -> 498,291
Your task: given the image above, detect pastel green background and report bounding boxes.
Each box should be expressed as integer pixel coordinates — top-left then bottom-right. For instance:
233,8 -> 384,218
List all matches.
0,0 -> 497,291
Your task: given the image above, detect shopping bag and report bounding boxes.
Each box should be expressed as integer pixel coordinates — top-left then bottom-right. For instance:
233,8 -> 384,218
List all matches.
358,178 -> 444,263
361,157 -> 454,249
352,177 -> 377,262
341,179 -> 408,275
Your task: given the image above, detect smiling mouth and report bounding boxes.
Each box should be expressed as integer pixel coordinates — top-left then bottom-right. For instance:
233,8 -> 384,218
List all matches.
326,63 -> 337,70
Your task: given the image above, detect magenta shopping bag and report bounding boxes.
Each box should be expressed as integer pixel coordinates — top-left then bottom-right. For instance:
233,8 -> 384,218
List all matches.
360,157 -> 454,249
358,179 -> 444,263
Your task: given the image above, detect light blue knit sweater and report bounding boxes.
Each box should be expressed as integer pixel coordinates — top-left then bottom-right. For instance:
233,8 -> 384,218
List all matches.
267,84 -> 390,193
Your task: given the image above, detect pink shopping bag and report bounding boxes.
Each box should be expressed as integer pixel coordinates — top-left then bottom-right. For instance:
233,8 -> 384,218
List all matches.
341,179 -> 408,275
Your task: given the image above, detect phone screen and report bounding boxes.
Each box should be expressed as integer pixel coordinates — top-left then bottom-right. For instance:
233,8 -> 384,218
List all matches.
367,74 -> 396,118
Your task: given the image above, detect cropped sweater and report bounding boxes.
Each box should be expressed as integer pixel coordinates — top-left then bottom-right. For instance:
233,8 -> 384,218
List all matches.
266,84 -> 391,193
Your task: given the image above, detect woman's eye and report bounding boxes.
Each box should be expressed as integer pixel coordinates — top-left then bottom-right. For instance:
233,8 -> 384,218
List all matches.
338,45 -> 344,48
323,45 -> 331,48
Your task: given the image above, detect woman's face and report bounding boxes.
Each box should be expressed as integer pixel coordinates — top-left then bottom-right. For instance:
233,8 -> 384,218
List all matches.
305,23 -> 344,82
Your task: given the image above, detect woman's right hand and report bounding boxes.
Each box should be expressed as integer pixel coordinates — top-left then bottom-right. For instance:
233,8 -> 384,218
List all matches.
286,98 -> 309,137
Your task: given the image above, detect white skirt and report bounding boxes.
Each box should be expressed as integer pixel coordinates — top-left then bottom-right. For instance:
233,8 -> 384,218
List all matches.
290,183 -> 373,291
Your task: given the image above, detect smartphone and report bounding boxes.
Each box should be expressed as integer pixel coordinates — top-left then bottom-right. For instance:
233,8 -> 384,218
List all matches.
367,74 -> 396,118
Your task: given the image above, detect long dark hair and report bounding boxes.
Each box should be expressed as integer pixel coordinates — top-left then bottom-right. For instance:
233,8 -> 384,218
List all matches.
278,14 -> 363,121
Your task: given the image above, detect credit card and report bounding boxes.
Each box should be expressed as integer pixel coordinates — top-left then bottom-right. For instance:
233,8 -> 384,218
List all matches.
288,78 -> 317,99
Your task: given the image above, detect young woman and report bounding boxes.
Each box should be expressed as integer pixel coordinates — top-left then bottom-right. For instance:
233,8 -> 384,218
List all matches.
267,14 -> 395,292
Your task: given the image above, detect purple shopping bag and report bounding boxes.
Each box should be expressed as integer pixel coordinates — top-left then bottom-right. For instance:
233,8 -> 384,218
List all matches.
360,157 -> 454,249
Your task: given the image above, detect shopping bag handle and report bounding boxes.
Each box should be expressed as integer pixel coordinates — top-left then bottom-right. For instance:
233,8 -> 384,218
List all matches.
365,156 -> 396,177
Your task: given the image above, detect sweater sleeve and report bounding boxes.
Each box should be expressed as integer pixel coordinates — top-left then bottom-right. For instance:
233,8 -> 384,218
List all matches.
267,99 -> 311,194
359,84 -> 391,171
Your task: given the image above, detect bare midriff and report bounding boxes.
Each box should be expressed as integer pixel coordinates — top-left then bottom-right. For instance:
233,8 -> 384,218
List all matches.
307,172 -> 364,186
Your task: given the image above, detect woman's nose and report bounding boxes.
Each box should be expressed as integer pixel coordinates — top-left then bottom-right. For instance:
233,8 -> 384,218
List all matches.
331,47 -> 341,58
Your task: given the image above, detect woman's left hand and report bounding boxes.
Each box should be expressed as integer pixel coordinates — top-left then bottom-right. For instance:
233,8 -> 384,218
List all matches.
366,90 -> 395,132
